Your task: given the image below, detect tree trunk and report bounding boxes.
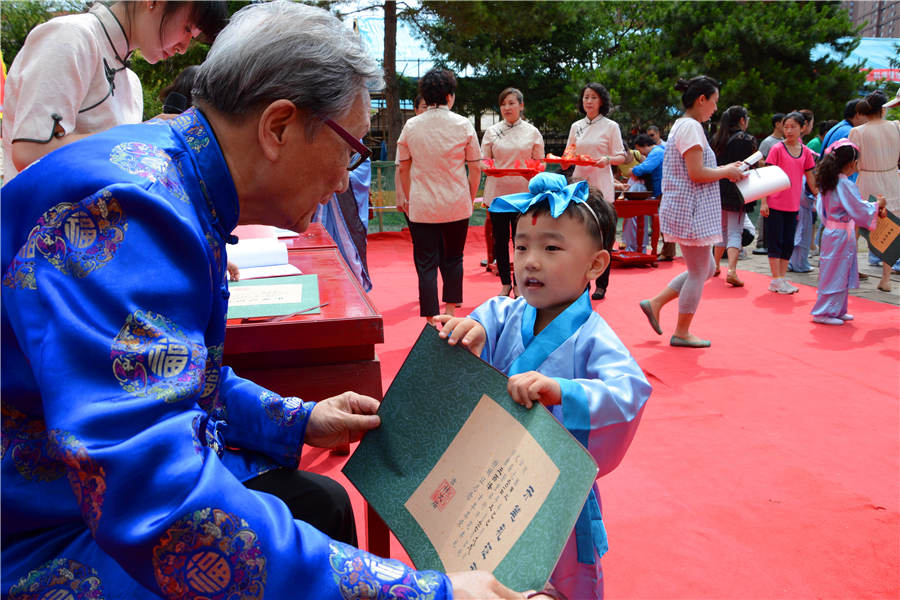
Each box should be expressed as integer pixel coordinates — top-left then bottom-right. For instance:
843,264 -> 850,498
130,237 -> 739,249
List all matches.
383,1 -> 403,161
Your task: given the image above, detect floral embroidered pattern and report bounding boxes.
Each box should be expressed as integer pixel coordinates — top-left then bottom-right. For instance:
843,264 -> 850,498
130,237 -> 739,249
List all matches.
171,110 -> 210,154
109,141 -> 189,204
260,392 -> 309,428
47,430 -> 107,535
0,403 -> 65,482
8,557 -> 104,599
153,508 -> 266,600
2,191 -> 127,290
199,344 -> 224,414
111,310 -> 206,403
328,541 -> 445,600
191,414 -> 223,461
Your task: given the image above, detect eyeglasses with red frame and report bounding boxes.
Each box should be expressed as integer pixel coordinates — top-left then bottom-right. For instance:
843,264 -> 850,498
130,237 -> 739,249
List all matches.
317,116 -> 371,171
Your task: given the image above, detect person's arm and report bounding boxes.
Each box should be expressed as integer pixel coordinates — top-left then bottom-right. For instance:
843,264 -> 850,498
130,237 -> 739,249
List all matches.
532,129 -> 546,160
466,126 -> 483,200
397,160 -> 412,211
11,133 -> 96,171
468,160 -> 482,200
805,168 -> 818,196
683,145 -> 744,183
631,147 -> 663,177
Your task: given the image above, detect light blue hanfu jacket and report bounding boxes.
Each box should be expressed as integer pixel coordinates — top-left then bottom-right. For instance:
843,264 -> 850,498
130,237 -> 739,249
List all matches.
470,290 -> 651,573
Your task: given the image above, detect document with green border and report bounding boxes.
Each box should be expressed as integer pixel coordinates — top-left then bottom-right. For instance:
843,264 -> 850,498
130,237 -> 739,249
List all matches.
226,274 -> 320,320
343,325 -> 598,591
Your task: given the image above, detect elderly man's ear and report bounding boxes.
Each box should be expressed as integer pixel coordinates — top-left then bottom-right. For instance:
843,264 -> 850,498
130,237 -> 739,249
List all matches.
257,99 -> 302,161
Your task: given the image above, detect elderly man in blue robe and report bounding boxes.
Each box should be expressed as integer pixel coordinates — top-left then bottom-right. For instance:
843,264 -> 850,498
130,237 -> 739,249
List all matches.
0,2 -> 539,599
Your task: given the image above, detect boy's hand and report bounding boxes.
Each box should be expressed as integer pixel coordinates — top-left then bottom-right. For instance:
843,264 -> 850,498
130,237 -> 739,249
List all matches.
508,371 -> 561,409
433,315 -> 486,356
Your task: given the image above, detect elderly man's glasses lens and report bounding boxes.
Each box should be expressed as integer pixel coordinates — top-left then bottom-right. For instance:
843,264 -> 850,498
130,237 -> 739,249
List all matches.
319,116 -> 370,171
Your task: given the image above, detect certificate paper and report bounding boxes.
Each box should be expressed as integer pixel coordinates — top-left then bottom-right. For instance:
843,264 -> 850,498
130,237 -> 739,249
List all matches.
225,274 -> 320,319
405,394 -> 558,573
862,205 -> 900,266
343,325 -> 598,591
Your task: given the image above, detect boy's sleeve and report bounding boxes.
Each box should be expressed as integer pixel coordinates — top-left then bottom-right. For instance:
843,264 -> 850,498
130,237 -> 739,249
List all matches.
553,322 -> 651,477
469,296 -> 519,364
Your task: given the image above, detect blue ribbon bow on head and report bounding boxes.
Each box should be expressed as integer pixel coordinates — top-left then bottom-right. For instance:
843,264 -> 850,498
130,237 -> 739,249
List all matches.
488,172 -> 590,217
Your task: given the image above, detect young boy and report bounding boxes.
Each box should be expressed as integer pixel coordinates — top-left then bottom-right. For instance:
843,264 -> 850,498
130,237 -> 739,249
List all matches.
435,173 -> 651,599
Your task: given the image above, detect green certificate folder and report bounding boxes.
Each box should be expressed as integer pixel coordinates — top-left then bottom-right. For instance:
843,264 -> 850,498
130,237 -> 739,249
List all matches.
343,325 -> 598,591
861,203 -> 900,267
225,274 -> 320,320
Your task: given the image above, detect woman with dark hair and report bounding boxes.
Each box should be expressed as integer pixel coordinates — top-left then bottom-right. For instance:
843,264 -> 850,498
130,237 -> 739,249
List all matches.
848,89 -> 900,291
711,105 -> 757,286
396,68 -> 482,322
2,0 -> 226,180
639,76 -> 744,348
565,82 -> 626,300
481,87 -> 545,297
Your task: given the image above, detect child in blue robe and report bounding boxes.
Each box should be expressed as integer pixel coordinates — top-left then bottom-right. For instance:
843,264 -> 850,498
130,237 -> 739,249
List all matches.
811,139 -> 886,324
435,173 -> 652,599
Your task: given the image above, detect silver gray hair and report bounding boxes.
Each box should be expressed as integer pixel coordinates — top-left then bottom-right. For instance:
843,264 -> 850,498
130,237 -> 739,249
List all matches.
192,1 -> 382,130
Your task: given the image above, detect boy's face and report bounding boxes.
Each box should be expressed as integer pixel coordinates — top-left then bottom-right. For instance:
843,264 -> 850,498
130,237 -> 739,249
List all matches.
514,211 -> 608,319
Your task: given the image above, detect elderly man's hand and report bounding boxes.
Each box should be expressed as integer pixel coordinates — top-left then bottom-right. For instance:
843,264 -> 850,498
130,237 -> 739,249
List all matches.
305,392 -> 381,448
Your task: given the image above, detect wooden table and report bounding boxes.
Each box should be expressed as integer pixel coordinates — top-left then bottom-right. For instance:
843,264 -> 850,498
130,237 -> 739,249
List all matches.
224,225 -> 390,556
611,197 -> 661,267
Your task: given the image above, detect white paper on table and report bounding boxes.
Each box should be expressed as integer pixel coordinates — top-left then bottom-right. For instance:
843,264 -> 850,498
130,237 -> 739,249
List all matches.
227,283 -> 303,307
275,228 -> 300,238
227,238 -> 288,269
233,263 -> 302,280
736,165 -> 791,203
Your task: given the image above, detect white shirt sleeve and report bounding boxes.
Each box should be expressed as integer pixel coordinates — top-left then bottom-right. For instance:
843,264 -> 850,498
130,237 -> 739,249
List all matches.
674,118 -> 708,156
6,16 -> 100,142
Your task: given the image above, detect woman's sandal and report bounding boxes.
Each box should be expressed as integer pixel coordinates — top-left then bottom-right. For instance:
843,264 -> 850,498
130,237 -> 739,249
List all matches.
670,335 -> 711,348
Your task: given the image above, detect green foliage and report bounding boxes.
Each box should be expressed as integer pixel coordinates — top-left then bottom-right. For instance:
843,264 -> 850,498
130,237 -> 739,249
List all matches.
407,0 -> 866,139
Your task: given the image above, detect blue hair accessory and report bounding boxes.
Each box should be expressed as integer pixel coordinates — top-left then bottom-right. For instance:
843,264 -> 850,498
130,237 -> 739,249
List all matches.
488,172 -> 601,228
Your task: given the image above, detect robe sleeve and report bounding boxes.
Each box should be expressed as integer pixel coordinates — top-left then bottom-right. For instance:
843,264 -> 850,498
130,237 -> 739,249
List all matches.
2,184 -> 451,598
554,322 -> 651,478
837,177 -> 879,231
469,296 -> 521,363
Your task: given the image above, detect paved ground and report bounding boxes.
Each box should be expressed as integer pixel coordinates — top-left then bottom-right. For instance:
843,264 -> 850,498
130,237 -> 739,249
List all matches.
722,240 -> 900,307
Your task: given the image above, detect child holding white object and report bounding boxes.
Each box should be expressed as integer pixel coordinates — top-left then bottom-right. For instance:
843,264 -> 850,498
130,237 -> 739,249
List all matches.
811,139 -> 886,325
434,172 -> 651,599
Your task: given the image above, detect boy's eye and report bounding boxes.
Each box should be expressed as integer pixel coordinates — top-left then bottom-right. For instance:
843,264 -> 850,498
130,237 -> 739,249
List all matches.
546,245 -> 561,252
514,245 -> 526,252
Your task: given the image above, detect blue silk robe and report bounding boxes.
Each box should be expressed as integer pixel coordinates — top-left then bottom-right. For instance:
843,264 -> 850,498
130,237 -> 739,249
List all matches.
1,109 -> 450,599
469,291 -> 651,599
811,175 -> 879,318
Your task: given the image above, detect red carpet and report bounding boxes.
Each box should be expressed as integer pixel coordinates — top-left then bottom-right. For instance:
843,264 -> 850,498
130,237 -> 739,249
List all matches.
301,226 -> 900,598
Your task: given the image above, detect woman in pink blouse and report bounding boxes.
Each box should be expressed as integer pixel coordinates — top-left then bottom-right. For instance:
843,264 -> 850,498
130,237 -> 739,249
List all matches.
396,69 -> 482,322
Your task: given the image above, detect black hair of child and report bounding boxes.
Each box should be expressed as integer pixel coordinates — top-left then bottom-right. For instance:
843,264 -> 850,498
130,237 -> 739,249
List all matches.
815,144 -> 859,194
517,186 -> 615,252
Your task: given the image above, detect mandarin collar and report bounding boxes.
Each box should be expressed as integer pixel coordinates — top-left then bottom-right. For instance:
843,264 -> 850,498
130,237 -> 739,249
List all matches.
503,118 -> 522,129
90,2 -> 131,66
170,108 -> 240,242
584,115 -> 603,125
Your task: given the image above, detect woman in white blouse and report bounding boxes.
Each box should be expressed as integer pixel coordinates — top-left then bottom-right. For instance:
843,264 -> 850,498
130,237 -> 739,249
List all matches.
566,82 -> 626,299
481,87 -> 545,297
3,1 -> 226,180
